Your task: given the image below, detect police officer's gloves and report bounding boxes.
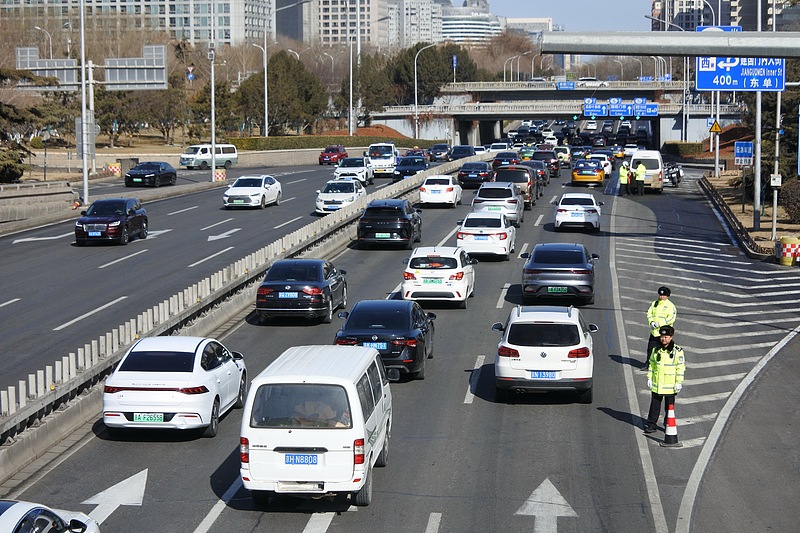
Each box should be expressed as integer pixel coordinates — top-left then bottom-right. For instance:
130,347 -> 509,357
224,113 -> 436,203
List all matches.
647,378 -> 653,389
675,383 -> 682,393
650,322 -> 659,330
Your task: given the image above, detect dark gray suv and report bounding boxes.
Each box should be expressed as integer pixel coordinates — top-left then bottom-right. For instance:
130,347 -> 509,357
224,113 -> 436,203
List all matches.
521,243 -> 599,305
357,199 -> 422,249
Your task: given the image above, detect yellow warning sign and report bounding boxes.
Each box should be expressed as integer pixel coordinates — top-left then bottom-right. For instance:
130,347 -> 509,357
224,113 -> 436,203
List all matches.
709,120 -> 722,133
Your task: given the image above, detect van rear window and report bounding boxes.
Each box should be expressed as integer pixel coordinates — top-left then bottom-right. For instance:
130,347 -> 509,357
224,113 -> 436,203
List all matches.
249,384 -> 352,429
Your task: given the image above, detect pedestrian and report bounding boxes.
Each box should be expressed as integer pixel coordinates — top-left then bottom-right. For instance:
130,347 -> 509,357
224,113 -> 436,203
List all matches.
643,286 -> 677,369
618,161 -> 630,196
644,325 -> 685,433
634,161 -> 647,196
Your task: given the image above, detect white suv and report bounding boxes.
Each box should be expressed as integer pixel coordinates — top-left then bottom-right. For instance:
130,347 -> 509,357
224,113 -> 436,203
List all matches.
491,306 -> 598,404
401,246 -> 476,308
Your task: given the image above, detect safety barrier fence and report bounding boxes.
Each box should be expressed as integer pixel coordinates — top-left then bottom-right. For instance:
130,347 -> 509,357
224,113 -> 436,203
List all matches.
379,103 -> 743,117
0,156 -> 483,446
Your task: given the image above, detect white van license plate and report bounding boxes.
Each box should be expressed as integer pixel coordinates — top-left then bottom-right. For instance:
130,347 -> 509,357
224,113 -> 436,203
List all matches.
285,453 -> 318,465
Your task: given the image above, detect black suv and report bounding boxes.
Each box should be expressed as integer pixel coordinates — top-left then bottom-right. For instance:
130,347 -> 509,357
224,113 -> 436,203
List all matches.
74,197 -> 148,246
449,145 -> 477,160
357,199 -> 422,249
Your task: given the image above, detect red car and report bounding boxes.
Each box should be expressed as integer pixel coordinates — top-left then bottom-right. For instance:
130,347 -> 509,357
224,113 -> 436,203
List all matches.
319,145 -> 348,165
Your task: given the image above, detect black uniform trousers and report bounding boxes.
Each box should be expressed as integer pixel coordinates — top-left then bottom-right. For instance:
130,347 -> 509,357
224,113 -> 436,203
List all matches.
646,392 -> 676,428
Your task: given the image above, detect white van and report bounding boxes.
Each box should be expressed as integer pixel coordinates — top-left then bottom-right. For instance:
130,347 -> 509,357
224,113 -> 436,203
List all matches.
240,345 -> 392,507
629,150 -> 664,192
179,143 -> 238,170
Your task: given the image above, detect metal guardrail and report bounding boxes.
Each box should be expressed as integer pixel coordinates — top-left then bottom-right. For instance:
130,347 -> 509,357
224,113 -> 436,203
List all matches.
377,103 -> 743,117
443,81 -> 688,91
0,155 -> 485,446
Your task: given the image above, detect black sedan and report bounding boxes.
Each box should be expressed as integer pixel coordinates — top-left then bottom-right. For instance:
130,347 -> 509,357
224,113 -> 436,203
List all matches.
255,259 -> 347,324
124,161 -> 177,187
392,156 -> 429,182
74,197 -> 148,246
335,300 -> 436,381
491,151 -> 520,170
457,161 -> 493,188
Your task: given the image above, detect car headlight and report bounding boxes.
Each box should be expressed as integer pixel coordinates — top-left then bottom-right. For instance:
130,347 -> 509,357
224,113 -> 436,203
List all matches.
108,220 -> 121,227
345,196 -> 355,202
145,173 -> 155,178
222,194 -> 229,200
250,193 -> 261,198
75,221 -> 82,228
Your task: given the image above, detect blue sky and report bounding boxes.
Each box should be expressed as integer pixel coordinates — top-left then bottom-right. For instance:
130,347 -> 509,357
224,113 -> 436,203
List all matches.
489,0 -> 652,32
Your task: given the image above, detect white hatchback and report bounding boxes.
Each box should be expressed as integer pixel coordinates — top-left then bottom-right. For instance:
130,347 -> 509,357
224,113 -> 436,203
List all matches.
456,211 -> 516,260
103,336 -> 247,438
419,175 -> 463,207
401,246 -> 477,308
554,192 -> 603,232
315,179 -> 367,215
492,306 -> 597,404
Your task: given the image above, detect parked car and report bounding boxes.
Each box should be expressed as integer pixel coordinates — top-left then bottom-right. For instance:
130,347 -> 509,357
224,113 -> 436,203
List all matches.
124,161 -> 177,187
74,197 -> 147,246
456,211 -> 516,260
493,165 -> 537,209
457,161 -> 493,188
492,305 -> 597,404
315,179 -> 366,215
471,181 -> 524,227
335,300 -> 435,380
334,157 -> 374,185
401,246 -> 476,308
449,145 -> 477,160
319,145 -> 348,165
521,243 -> 599,305
392,156 -> 429,181
419,175 -> 463,208
571,159 -> 605,186
223,175 -> 282,209
103,336 -> 247,438
427,143 -> 451,162
0,500 -> 100,533
554,192 -> 603,232
256,258 -> 347,323
357,199 -> 422,249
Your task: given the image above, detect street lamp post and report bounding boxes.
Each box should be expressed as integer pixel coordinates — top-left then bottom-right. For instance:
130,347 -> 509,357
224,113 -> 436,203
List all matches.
503,55 -> 519,83
612,59 -> 623,81
414,43 -> 437,140
632,57 -> 643,80
517,51 -> 533,82
34,26 -> 53,59
531,54 -> 541,76
252,43 -> 268,137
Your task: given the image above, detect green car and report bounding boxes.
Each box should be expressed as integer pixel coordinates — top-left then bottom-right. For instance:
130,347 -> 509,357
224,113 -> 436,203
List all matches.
519,147 -> 535,161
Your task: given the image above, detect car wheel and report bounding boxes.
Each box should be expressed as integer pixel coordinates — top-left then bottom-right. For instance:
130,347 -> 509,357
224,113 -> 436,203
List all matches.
119,226 -> 129,245
224,160 -> 232,170
139,220 -> 148,239
153,177 -> 160,188
200,161 -> 209,170
353,466 -> 373,506
252,490 -> 273,507
202,399 -> 220,438
495,386 -> 509,403
257,312 -> 270,325
459,297 -> 468,309
234,376 -> 247,409
578,387 -> 593,404
415,358 -> 426,380
322,300 -> 333,324
375,434 -> 389,467
260,195 -> 266,209
76,239 -> 85,247
339,284 -> 348,310
171,175 -> 177,186
273,191 -> 281,206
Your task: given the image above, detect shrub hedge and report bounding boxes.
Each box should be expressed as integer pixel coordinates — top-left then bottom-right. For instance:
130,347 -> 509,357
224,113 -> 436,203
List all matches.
663,141 -> 705,158
780,177 -> 800,223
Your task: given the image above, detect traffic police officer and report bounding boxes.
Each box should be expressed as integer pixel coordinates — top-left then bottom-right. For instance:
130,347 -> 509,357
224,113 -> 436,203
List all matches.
644,325 -> 685,433
634,161 -> 647,195
643,286 -> 677,369
618,161 -> 630,196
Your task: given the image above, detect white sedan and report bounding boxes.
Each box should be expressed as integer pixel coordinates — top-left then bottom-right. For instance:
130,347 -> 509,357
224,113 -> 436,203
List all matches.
455,211 -> 516,260
0,500 -> 100,533
419,175 -> 463,207
103,336 -> 247,438
315,179 -> 367,215
223,175 -> 282,209
554,192 -> 603,232
401,246 -> 476,308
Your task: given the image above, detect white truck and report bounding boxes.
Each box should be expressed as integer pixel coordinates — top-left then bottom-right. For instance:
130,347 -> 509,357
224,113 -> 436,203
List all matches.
366,143 -> 399,177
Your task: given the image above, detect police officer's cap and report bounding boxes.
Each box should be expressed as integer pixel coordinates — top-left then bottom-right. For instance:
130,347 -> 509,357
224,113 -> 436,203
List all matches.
658,286 -> 671,296
659,325 -> 675,336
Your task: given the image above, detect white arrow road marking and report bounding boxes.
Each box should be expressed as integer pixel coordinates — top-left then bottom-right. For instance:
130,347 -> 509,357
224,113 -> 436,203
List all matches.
201,218 -> 233,231
53,296 -> 127,331
82,469 -> 147,524
146,229 -> 173,238
464,356 -> 485,404
0,298 -> 20,308
189,247 -> 234,267
13,232 -> 74,243
515,478 -> 578,533
99,249 -> 148,269
207,228 -> 241,242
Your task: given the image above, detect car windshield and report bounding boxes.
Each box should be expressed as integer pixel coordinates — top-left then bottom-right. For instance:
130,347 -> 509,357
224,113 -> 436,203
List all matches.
425,178 -> 450,186
432,144 -> 449,151
464,217 -> 502,228
345,308 -> 410,329
264,263 -> 321,282
574,160 -> 599,169
324,146 -> 340,153
452,147 -> 472,154
183,147 -> 201,155
119,350 -> 195,372
340,158 -> 364,167
478,188 -> 513,199
398,157 -> 424,166
409,256 -> 459,269
561,197 -> 595,206
86,201 -> 126,216
369,145 -> 393,158
250,383 -> 352,429
232,178 -> 263,188
533,250 -> 585,264
322,182 -> 355,194
532,152 -> 554,161
507,323 -> 580,347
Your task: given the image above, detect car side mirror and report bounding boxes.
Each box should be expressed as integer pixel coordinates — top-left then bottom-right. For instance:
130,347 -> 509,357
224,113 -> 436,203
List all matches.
232,351 -> 244,360
588,324 -> 599,333
337,311 -> 349,319
520,252 -> 530,259
598,201 -> 605,206
491,322 -> 504,332
426,312 -> 437,321
457,219 -> 463,225
339,269 -> 347,275
591,253 -> 600,260
315,190 -> 321,194
470,258 -> 479,264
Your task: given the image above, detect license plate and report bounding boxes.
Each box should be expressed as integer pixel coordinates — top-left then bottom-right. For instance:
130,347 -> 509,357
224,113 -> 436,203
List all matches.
474,235 -> 489,241
530,371 -> 557,379
375,233 -> 391,239
133,178 -> 142,182
487,207 -> 502,211
469,174 -> 477,178
88,231 -> 101,237
278,292 -> 298,299
133,413 -> 164,423
284,454 -> 318,465
423,279 -> 442,284
363,341 -> 387,350
431,190 -> 441,194
547,287 -> 568,293
326,206 -> 339,211
233,199 -> 245,204
570,212 -> 583,218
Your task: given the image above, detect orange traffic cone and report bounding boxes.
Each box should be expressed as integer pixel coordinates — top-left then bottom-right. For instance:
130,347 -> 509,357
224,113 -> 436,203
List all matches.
660,400 -> 682,447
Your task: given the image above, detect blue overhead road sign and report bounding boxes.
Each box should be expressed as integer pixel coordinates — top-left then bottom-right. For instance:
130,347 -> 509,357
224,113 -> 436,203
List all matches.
610,103 -> 633,117
557,81 -> 574,90
634,103 -> 659,117
583,104 -> 608,117
734,141 -> 754,166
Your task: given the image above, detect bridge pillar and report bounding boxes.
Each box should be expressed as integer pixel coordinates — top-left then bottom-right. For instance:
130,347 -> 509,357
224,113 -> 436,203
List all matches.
456,120 -> 481,146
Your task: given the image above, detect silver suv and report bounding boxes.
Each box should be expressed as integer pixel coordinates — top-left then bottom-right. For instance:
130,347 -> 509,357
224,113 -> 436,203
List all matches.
470,182 -> 524,227
521,243 -> 599,305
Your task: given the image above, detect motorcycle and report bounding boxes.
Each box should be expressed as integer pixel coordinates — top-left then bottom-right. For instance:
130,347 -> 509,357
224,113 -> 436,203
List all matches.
664,162 -> 683,187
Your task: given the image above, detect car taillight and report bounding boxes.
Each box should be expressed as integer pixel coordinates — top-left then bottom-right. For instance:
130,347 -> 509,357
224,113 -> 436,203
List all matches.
498,346 -> 519,358
557,208 -> 569,213
568,347 -> 591,358
506,199 -> 518,204
419,187 -> 427,192
302,287 -> 323,296
523,269 -> 546,275
354,438 -> 365,465
586,209 -> 597,214
456,232 -> 467,240
104,386 -> 123,394
473,199 -> 484,204
335,339 -> 359,345
403,272 -> 416,280
393,338 -> 417,347
571,269 -> 592,275
240,437 -> 250,463
449,271 -> 464,280
497,232 -> 508,240
178,386 -> 210,395
257,287 -> 274,296
446,187 -> 454,192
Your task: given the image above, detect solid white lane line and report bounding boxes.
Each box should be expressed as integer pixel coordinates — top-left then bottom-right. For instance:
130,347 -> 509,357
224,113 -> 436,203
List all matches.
191,478 -> 242,533
201,218 -> 233,231
188,247 -> 234,268
286,178 -> 307,184
53,296 -> 128,331
274,216 -> 303,229
464,356 -> 485,404
0,298 -> 21,308
281,196 -> 296,203
98,249 -> 148,269
496,283 -> 510,309
167,206 -> 198,216
424,512 -> 443,533
438,226 -> 459,247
